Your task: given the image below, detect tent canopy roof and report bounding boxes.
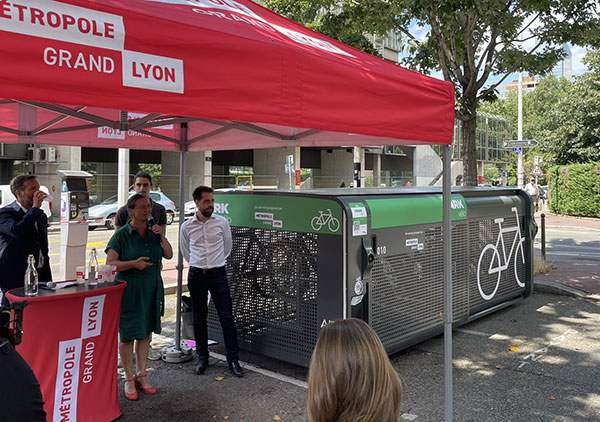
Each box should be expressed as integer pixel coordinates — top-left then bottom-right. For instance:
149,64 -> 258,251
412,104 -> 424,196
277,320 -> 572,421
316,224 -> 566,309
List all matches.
0,0 -> 454,150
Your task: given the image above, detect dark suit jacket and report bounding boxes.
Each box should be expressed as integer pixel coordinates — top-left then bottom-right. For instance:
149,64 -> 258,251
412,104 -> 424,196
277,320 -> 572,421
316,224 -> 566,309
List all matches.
0,201 -> 52,294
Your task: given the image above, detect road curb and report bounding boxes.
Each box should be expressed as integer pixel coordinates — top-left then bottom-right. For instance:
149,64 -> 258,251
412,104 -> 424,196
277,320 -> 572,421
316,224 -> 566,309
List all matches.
164,283 -> 188,296
534,279 -> 600,301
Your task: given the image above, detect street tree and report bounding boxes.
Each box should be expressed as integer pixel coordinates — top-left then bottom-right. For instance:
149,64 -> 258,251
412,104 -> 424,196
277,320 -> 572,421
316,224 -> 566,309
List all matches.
480,75 -> 573,182
263,0 -> 600,185
541,50 -> 600,164
481,49 -> 600,167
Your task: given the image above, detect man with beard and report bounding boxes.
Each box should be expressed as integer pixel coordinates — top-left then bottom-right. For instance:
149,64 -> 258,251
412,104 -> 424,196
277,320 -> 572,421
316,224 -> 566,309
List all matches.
0,175 -> 51,306
180,186 -> 243,377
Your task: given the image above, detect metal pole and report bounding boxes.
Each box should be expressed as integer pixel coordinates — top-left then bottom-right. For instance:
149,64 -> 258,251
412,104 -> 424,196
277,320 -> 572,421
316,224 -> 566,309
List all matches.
175,141 -> 186,350
117,148 -> 129,208
443,144 -> 453,422
353,146 -> 361,188
162,123 -> 193,363
541,213 -> 546,261
517,50 -> 524,188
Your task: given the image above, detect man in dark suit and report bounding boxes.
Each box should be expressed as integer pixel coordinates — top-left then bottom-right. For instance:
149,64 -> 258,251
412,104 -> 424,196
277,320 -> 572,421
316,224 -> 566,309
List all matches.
0,175 -> 52,306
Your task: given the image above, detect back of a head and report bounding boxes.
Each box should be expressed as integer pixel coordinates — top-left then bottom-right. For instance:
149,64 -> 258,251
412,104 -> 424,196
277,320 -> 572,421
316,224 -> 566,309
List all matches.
306,318 -> 402,422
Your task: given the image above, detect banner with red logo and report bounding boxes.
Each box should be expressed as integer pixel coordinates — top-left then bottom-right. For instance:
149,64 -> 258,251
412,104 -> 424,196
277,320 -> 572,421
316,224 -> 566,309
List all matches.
8,283 -> 126,422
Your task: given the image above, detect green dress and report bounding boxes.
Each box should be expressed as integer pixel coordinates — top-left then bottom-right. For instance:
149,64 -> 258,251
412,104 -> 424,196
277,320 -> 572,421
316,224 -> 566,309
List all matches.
106,223 -> 165,343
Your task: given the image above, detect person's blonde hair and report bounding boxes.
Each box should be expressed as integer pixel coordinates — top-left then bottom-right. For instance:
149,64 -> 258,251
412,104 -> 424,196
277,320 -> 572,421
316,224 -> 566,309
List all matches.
306,318 -> 402,422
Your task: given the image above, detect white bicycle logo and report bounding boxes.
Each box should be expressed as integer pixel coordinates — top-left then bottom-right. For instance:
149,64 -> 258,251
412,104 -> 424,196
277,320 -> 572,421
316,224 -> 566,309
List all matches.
311,209 -> 340,232
477,207 -> 526,300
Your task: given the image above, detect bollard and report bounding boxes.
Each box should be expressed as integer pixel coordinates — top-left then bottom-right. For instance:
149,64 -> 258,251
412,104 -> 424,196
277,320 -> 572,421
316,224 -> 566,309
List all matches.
541,213 -> 546,261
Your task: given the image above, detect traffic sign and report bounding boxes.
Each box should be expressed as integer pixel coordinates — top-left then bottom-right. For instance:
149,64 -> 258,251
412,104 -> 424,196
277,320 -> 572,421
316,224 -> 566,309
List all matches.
503,139 -> 538,148
531,166 -> 543,176
513,147 -> 522,153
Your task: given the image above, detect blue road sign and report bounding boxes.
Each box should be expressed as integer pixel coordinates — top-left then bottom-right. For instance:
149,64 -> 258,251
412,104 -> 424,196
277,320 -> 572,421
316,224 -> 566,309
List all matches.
513,147 -> 522,153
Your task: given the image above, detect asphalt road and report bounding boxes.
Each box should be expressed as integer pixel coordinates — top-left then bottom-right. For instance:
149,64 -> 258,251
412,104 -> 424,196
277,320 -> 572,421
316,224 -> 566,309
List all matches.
46,223 -> 600,421
117,291 -> 600,422
534,225 -> 600,260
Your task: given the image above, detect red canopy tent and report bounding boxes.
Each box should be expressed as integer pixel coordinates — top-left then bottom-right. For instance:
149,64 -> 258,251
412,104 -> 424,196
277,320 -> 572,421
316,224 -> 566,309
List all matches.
0,0 -> 453,149
1,0 -> 457,419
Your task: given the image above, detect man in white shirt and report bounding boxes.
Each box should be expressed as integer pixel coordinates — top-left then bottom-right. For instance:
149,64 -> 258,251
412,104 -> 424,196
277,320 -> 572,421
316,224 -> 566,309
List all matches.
180,186 -> 243,377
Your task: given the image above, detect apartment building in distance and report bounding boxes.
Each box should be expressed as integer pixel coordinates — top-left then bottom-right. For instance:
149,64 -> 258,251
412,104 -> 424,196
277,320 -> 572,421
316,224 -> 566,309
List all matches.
497,75 -> 540,99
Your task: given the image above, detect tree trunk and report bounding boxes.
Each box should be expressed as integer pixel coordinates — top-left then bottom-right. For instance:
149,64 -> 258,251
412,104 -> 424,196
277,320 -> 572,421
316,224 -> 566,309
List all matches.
461,93 -> 478,186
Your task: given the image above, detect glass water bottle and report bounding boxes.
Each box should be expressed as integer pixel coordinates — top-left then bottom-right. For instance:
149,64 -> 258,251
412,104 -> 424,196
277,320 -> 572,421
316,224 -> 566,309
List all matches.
88,248 -> 99,286
24,254 -> 39,296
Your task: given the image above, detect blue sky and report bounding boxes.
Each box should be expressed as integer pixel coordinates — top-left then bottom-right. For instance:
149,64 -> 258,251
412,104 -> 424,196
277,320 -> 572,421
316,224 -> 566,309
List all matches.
404,23 -> 593,87
484,45 -> 590,87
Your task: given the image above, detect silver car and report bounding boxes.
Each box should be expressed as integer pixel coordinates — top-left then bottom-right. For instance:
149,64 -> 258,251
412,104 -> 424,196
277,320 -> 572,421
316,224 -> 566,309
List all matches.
88,191 -> 177,229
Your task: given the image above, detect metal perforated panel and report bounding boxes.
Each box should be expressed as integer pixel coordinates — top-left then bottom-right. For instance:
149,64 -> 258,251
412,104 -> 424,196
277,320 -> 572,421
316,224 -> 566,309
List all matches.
369,224 -> 469,348
208,227 -> 319,364
469,214 -> 527,308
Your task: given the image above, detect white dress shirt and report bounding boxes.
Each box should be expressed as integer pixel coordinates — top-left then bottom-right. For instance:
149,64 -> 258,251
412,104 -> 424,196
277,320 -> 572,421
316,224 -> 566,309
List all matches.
180,213 -> 232,269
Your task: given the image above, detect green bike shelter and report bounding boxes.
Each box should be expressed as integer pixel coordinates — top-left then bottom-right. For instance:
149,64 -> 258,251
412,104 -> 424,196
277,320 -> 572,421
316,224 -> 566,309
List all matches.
207,187 -> 535,367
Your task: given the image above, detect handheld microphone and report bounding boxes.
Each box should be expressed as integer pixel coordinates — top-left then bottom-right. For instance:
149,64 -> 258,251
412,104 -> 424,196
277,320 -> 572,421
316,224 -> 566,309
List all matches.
147,215 -> 155,228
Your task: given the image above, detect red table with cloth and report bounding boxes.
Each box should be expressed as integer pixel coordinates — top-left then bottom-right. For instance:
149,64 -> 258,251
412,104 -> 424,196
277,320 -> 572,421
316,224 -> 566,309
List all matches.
6,281 -> 126,422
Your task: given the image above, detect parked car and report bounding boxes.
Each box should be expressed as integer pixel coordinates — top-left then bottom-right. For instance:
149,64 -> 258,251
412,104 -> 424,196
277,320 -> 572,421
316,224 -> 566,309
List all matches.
88,191 -> 176,229
184,200 -> 197,218
183,188 -> 242,218
0,184 -> 52,221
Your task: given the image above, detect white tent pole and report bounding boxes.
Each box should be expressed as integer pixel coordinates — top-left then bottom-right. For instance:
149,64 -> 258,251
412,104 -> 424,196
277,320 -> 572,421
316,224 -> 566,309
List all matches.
117,148 -> 129,208
443,144 -> 453,421
517,69 -> 524,188
174,143 -> 187,351
175,124 -> 188,349
162,123 -> 193,363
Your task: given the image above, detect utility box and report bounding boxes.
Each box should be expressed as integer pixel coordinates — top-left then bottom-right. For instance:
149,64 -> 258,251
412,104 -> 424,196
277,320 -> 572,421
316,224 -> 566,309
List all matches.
57,170 -> 93,281
207,187 -> 535,367
58,170 -> 92,223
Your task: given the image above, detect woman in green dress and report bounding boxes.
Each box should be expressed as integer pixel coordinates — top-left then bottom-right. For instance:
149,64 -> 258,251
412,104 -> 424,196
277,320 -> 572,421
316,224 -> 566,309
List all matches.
106,193 -> 173,401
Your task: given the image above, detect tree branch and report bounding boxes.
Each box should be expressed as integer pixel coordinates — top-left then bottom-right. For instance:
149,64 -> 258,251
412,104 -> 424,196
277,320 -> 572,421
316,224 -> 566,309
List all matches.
428,8 -> 465,84
477,37 -> 546,100
463,12 -> 479,95
476,0 -> 513,72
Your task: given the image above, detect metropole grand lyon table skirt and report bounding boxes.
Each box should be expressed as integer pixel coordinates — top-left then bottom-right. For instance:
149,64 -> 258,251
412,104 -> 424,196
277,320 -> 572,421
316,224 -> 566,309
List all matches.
7,281 -> 126,422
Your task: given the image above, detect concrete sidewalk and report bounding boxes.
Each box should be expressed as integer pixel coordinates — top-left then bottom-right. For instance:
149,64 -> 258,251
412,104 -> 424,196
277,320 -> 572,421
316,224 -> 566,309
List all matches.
533,212 -> 600,299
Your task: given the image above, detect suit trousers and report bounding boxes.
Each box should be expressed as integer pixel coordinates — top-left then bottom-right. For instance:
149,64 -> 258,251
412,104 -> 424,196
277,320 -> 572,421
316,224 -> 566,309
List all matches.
187,266 -> 239,362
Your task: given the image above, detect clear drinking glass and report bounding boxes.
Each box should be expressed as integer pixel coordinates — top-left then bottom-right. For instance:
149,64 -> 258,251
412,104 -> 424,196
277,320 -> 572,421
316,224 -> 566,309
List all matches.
107,265 -> 117,282
75,266 -> 86,284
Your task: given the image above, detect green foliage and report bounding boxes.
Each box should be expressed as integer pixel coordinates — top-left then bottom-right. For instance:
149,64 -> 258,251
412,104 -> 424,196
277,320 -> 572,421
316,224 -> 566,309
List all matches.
263,0 -> 385,57
548,162 -> 600,217
263,0 -> 600,186
480,49 -> 600,174
483,164 -> 501,183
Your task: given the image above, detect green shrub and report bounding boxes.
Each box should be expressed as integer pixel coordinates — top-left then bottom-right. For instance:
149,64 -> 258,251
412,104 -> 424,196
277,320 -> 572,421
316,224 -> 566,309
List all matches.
548,163 -> 600,217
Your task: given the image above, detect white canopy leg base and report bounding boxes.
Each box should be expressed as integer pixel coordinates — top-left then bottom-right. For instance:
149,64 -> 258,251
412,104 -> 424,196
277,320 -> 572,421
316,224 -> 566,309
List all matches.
161,343 -> 194,363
